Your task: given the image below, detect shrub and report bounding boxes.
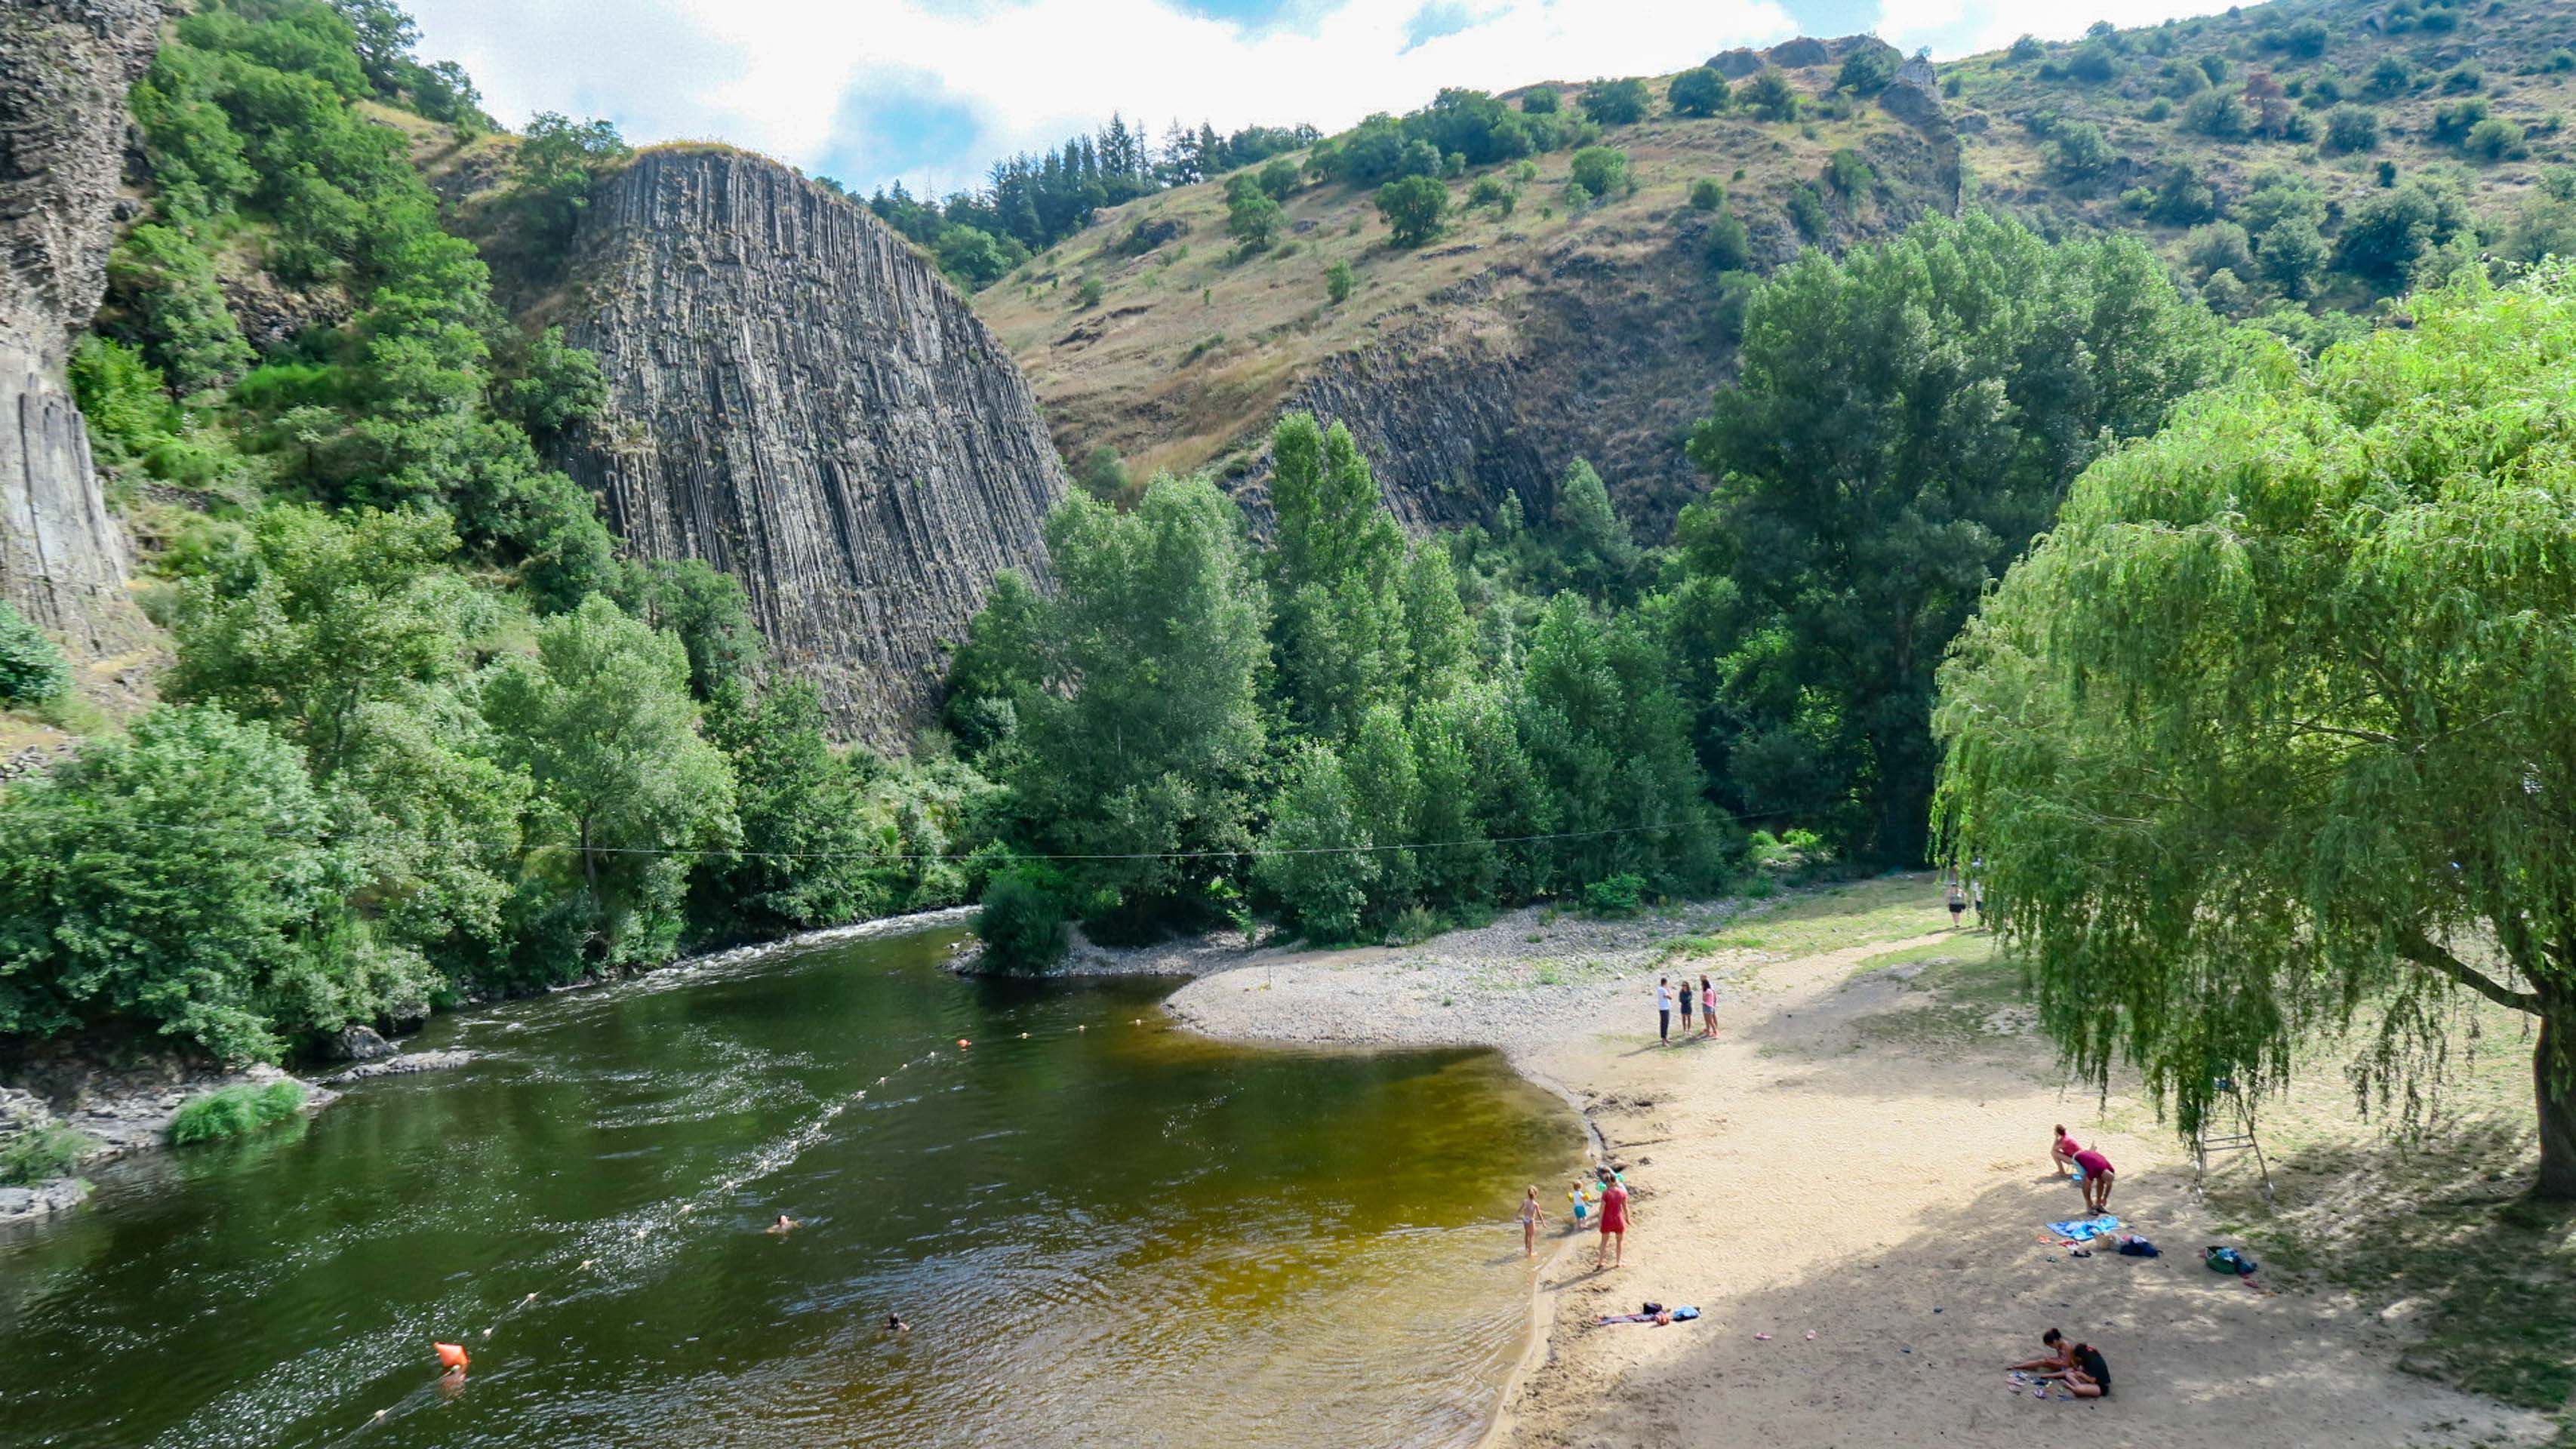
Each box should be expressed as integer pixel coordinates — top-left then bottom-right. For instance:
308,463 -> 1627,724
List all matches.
1839,43 -> 1900,95
976,868 -> 1068,974
1583,872 -> 1645,916
2183,88 -> 2249,138
1074,277 -> 1105,309
1740,68 -> 1799,122
2068,42 -> 2120,84
2008,33 -> 2045,61
0,601 -> 72,707
2464,116 -> 2525,160
1387,906 -> 1447,945
2439,66 -> 2482,94
2550,49 -> 2576,73
2044,122 -> 2116,182
1375,174 -> 1448,246
167,1079 -> 306,1145
2377,159 -> 2399,186
1689,178 -> 1724,211
1581,77 -> 1649,125
2325,105 -> 2379,152
1521,87 -> 1559,115
2144,97 -> 2172,121
0,1124 -> 91,1184
1669,66 -> 1729,117
2367,55 -> 2411,97
1703,210 -> 1751,271
1568,145 -> 1629,198
1325,260 -> 1353,304
1787,184 -> 1831,240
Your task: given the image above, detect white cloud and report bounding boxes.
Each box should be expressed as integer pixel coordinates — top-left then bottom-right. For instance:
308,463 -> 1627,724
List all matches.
407,0 -> 1803,193
1878,0 -> 2235,59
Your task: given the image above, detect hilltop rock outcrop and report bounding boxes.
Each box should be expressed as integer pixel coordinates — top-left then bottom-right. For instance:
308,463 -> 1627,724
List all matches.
554,147 -> 1066,743
0,0 -> 154,653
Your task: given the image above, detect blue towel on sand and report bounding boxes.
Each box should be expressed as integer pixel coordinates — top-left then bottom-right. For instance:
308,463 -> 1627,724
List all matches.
2047,1214 -> 2122,1241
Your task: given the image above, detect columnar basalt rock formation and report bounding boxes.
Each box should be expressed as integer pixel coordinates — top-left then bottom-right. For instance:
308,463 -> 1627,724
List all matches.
0,0 -> 155,653
555,147 -> 1066,743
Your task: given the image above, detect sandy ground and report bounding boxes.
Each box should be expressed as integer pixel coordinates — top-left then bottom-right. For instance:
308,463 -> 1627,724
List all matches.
1159,882 -> 2559,1449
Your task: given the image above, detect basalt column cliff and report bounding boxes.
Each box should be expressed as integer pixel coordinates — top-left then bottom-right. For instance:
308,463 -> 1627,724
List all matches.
0,0 -> 152,652
556,147 -> 1066,742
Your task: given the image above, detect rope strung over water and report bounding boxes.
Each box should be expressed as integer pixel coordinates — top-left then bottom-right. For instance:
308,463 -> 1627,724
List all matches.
313,1016 -> 1171,1444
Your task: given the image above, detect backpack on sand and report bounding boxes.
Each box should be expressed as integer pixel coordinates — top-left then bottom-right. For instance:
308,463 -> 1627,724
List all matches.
2205,1246 -> 2256,1276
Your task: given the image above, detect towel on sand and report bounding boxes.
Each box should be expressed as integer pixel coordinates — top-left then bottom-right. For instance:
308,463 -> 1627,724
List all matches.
2046,1214 -> 2122,1241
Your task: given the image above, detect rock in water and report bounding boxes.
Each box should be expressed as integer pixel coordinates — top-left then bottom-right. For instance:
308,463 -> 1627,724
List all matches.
328,1025 -> 395,1063
556,148 -> 1066,743
0,0 -> 157,654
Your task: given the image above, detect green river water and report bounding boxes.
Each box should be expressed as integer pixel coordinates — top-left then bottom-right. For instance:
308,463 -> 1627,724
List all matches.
0,918 -> 1582,1448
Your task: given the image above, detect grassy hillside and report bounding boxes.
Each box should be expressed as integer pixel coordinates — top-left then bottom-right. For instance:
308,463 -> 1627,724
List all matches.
974,0 -> 2576,528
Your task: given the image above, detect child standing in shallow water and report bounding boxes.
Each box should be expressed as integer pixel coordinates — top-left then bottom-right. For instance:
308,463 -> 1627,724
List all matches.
1519,1186 -> 1547,1257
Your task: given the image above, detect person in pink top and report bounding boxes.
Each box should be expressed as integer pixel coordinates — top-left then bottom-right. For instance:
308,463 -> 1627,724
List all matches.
2051,1124 -> 2083,1178
2073,1147 -> 2116,1214
1594,1168 -> 1630,1270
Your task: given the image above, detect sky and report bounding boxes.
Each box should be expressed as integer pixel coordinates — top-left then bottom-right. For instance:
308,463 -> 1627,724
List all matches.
405,0 -> 2228,198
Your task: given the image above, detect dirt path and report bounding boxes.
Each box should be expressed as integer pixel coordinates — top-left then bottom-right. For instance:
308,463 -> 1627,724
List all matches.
1162,885 -> 2558,1449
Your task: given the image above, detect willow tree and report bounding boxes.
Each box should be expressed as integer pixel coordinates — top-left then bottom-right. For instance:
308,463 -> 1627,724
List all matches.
1934,268 -> 2576,1198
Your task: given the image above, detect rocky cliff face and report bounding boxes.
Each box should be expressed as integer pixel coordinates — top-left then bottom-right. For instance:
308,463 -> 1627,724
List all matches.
554,147 -> 1066,743
0,0 -> 153,653
1272,123 -> 1959,538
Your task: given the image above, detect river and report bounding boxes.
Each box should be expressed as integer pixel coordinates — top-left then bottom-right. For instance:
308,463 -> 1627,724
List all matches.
0,920 -> 1582,1448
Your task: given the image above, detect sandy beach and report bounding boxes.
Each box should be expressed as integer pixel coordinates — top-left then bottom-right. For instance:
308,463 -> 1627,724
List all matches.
1157,875 -> 2560,1449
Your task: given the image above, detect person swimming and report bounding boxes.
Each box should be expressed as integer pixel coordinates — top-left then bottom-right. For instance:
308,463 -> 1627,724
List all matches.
768,1214 -> 796,1234
884,1314 -> 910,1334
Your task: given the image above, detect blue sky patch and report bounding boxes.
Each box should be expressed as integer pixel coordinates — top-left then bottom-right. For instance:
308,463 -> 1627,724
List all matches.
818,77 -> 990,197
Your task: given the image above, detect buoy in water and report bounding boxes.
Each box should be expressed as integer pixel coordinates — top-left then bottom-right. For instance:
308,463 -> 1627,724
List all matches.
435,1343 -> 470,1371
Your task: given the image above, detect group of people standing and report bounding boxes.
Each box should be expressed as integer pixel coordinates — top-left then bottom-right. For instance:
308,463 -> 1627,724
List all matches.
1654,974 -> 1717,1044
1519,1166 -> 1631,1267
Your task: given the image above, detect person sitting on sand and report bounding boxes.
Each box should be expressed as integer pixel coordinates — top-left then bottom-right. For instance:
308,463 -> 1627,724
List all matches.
2062,1342 -> 2111,1398
2051,1125 -> 2083,1178
2008,1328 -> 2076,1377
1595,1168 -> 1630,1270
2073,1146 -> 2117,1214
768,1214 -> 797,1234
1519,1186 -> 1548,1257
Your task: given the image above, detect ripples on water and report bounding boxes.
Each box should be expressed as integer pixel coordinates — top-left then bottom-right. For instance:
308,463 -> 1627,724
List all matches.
0,925 -> 1579,1448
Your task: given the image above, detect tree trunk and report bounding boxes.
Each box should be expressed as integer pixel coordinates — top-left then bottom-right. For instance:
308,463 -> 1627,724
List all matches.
2539,1005 -> 2576,1201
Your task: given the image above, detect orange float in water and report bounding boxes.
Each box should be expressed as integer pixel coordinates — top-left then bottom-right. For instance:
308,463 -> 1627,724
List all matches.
434,1343 -> 470,1371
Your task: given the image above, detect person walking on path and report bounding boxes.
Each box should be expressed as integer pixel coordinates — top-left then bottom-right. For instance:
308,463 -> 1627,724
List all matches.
1519,1186 -> 1547,1258
1945,878 -> 1968,928
1655,978 -> 1673,1043
1971,878 -> 1987,929
1699,974 -> 1716,1038
1595,1169 -> 1630,1269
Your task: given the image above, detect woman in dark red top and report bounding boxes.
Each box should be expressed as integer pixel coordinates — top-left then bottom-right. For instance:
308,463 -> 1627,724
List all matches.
2073,1148 -> 2116,1214
1595,1170 -> 1630,1269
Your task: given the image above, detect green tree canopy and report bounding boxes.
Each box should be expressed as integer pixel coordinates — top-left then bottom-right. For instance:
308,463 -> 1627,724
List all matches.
1008,478 -> 1270,935
0,705 -> 429,1063
1668,67 -> 1730,117
482,595 -> 737,968
1682,210 -> 2217,863
1935,268 -> 2576,1199
1376,174 -> 1448,247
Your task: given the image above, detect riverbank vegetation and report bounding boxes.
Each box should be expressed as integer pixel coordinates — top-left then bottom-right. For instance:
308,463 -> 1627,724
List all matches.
7,0 -> 989,1067
166,1079 -> 309,1145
